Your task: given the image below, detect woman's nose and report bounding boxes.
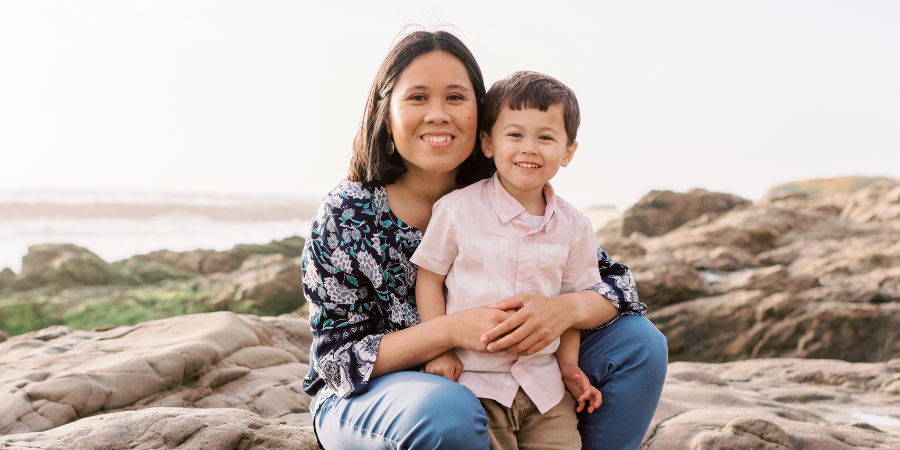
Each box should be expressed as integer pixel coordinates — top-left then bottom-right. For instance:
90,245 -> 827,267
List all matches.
424,101 -> 451,124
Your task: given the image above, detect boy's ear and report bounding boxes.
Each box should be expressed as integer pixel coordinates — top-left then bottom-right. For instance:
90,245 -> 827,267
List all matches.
560,141 -> 578,167
480,131 -> 493,158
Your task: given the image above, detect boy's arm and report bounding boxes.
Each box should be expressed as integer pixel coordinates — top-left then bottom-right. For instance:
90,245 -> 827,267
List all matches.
558,327 -> 603,413
416,268 -> 447,322
416,268 -> 463,381
556,328 -> 581,366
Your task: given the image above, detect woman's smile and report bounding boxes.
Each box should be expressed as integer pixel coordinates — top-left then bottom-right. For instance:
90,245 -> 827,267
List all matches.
421,133 -> 456,146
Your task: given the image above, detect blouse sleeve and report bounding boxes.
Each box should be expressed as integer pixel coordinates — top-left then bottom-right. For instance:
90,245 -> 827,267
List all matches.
585,245 -> 648,329
302,194 -> 382,399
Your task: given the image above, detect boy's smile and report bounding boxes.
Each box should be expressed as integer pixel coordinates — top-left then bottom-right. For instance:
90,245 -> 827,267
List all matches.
481,104 -> 578,210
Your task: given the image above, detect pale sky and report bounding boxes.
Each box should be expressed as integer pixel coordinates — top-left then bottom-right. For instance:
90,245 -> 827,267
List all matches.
1,1 -> 898,210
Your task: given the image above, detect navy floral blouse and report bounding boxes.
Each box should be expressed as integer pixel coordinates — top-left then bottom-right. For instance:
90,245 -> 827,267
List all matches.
301,180 -> 647,400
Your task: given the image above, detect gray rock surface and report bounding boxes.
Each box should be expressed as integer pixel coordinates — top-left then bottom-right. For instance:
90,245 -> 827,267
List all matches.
1,316 -> 900,448
841,180 -> 900,223
0,407 -> 317,450
644,358 -> 900,449
0,268 -> 15,291
612,188 -> 750,237
0,312 -> 313,436
15,244 -> 130,290
598,177 -> 900,363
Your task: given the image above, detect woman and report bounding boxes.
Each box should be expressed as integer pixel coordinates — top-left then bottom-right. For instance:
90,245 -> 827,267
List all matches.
301,30 -> 667,450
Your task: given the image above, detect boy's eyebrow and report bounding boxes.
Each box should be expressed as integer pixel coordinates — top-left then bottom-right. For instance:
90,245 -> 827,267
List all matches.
502,124 -> 561,133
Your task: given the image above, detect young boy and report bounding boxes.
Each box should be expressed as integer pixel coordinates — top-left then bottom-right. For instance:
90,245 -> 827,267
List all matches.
410,71 -> 602,450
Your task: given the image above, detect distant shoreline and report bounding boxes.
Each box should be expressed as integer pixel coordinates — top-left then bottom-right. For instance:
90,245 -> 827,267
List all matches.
0,202 -> 319,222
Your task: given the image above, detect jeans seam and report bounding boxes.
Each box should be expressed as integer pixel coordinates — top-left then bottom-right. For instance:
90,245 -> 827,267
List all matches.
337,417 -> 403,449
579,357 -> 620,450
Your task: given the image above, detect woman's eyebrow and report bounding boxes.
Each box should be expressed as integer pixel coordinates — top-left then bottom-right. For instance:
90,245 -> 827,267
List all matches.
405,84 -> 472,91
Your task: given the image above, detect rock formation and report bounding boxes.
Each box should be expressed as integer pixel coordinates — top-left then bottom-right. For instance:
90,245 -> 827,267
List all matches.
15,244 -> 132,291
0,238 -> 307,336
606,189 -> 750,237
3,314 -> 899,448
0,408 -> 318,450
644,358 -> 900,449
599,177 -> 900,363
0,312 -> 313,436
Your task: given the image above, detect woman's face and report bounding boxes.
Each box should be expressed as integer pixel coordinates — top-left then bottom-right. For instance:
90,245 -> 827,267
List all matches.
388,51 -> 478,177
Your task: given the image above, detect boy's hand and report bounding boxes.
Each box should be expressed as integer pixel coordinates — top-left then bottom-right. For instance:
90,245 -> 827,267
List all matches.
561,362 -> 602,413
425,350 -> 462,382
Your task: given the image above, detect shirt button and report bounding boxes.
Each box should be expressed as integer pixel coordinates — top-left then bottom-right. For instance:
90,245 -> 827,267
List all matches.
502,214 -> 508,220
513,367 -> 520,373
520,213 -> 527,219
518,285 -> 527,292
523,236 -> 529,242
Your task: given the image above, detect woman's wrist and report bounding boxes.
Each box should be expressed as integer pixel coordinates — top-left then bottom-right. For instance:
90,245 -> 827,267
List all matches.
431,314 -> 461,349
567,290 -> 619,330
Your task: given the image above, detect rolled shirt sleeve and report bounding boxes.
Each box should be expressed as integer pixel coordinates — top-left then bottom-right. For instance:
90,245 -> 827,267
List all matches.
586,245 -> 648,329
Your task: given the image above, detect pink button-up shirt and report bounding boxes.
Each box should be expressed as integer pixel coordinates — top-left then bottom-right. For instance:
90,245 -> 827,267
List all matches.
411,173 -> 602,413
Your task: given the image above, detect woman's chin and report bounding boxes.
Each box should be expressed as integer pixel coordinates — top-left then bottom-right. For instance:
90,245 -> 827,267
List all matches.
401,155 -> 469,176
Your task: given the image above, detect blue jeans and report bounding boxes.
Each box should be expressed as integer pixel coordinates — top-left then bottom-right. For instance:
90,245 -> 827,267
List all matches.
313,315 -> 667,450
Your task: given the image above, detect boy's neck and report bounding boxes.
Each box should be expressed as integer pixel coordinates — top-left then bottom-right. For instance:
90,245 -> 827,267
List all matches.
496,175 -> 546,216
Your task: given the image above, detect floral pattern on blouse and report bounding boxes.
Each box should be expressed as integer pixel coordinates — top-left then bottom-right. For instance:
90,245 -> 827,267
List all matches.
301,180 -> 647,399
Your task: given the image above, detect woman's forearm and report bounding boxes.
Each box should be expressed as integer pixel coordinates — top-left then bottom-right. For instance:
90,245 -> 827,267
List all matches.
370,305 -> 513,379
370,314 -> 457,379
564,289 -> 620,330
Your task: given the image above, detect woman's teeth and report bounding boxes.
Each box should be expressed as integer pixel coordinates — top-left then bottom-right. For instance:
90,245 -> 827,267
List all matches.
422,135 -> 453,143
516,163 -> 540,169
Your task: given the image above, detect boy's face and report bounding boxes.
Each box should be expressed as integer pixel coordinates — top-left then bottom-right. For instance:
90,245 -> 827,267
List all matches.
481,104 -> 578,195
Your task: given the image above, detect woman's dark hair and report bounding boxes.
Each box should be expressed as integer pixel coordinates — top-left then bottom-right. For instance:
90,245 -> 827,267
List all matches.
348,30 -> 493,186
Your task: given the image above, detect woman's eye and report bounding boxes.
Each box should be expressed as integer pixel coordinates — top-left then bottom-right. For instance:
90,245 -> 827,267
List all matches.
409,94 -> 427,101
447,94 -> 465,101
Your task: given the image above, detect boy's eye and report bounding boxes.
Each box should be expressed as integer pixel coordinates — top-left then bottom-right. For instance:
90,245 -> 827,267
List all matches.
508,132 -> 523,138
539,135 -> 554,141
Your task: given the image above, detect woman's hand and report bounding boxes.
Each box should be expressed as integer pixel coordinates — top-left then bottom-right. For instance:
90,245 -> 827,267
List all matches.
448,306 -> 515,352
480,293 -> 577,356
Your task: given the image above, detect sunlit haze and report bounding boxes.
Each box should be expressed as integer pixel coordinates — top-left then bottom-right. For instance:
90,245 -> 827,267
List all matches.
2,1 -> 899,210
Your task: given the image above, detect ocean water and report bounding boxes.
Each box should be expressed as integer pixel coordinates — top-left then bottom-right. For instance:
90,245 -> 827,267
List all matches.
0,217 -> 311,273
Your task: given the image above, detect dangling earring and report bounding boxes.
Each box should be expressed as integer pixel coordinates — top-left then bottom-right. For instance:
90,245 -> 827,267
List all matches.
386,136 -> 395,156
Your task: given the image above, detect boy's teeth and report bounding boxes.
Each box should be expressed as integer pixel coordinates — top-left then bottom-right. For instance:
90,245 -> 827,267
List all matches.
516,163 -> 539,168
422,135 -> 453,143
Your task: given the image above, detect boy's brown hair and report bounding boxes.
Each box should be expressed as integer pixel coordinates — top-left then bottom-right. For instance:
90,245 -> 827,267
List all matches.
480,71 -> 581,144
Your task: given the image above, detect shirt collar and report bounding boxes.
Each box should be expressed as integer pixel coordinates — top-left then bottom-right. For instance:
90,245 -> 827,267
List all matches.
486,172 -> 557,224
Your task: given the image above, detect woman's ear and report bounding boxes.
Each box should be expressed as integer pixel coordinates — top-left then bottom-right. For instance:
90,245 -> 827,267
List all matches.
560,141 -> 578,167
480,131 -> 493,158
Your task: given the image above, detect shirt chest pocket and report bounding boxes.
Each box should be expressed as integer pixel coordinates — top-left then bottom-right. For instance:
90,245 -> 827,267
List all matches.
538,244 -> 569,295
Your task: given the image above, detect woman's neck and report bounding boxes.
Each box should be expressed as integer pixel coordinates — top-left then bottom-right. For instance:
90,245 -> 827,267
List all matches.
385,166 -> 459,231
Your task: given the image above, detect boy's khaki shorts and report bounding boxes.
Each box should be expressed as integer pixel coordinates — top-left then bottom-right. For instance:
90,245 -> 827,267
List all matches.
479,388 -> 581,450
